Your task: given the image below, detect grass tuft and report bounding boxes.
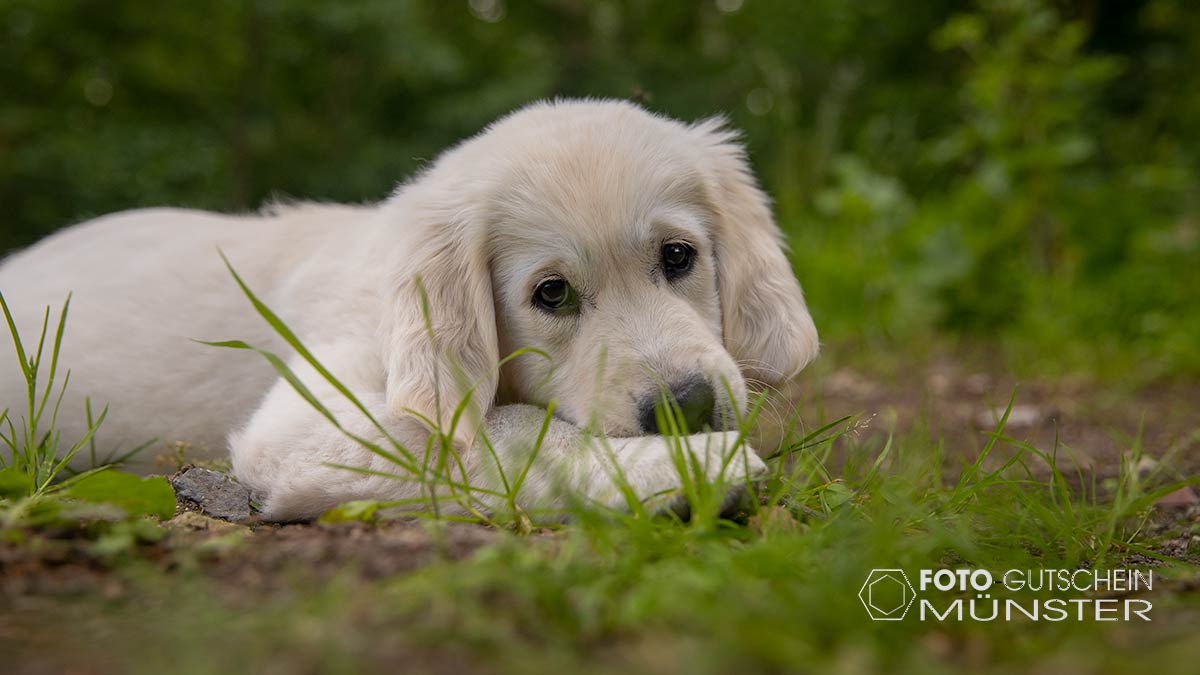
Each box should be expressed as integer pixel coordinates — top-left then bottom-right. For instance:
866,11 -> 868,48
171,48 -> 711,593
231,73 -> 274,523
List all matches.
0,290 -> 174,528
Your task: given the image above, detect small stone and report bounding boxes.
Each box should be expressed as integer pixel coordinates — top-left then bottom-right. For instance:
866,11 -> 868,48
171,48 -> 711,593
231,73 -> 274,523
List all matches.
170,467 -> 251,522
748,505 -> 801,535
1135,456 -> 1159,475
975,404 -> 1040,429
165,510 -> 244,533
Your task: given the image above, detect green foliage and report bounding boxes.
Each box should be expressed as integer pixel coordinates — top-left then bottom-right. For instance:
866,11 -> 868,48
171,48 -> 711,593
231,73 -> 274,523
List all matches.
60,470 -> 176,520
0,290 -> 175,528
0,290 -> 103,494
1,0 -> 1197,377
792,0 -> 1200,377
318,499 -> 388,525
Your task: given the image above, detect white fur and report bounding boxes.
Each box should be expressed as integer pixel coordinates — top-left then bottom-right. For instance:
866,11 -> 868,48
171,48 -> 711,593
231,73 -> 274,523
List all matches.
0,99 -> 818,520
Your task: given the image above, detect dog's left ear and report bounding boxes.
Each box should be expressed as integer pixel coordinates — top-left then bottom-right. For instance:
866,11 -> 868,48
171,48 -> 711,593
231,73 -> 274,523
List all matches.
692,119 -> 819,387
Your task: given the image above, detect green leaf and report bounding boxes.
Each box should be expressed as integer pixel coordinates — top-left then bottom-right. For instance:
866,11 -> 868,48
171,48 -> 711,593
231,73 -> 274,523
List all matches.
88,518 -> 167,559
0,465 -> 32,499
319,499 -> 385,524
819,481 -> 855,511
61,471 -> 176,520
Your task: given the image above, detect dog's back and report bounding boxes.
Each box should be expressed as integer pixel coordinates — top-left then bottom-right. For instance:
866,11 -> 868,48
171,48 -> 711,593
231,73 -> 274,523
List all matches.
0,204 -> 377,469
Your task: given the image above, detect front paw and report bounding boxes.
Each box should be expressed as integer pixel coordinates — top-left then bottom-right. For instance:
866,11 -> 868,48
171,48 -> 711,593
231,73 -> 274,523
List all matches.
694,431 -> 767,482
598,431 -> 767,514
664,482 -> 758,522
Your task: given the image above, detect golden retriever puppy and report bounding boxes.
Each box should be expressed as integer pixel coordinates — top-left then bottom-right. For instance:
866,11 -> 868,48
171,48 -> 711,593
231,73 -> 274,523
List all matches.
0,99 -> 818,520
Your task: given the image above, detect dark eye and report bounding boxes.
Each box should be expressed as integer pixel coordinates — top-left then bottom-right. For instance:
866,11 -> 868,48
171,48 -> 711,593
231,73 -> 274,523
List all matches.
533,277 -> 579,314
661,242 -> 695,280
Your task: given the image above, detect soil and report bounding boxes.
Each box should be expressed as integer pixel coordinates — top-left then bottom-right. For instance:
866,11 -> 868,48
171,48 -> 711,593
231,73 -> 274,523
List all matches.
1,357 -> 1197,672
0,516 -> 505,600
812,357 -> 1200,478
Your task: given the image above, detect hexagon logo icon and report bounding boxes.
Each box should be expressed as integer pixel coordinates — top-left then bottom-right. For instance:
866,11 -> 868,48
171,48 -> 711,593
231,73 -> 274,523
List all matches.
859,569 -> 916,620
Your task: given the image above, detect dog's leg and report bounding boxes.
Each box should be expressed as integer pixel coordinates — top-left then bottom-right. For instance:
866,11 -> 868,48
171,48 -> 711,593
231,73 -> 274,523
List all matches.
228,342 -> 455,521
476,404 -> 767,515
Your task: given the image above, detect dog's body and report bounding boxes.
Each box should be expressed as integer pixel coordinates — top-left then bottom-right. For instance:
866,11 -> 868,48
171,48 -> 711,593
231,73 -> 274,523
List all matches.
0,204 -> 372,459
0,100 -> 818,520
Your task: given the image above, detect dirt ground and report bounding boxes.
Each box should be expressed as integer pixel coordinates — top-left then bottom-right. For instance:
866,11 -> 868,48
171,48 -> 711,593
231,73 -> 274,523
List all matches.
2,357 -> 1197,648
811,356 -> 1200,478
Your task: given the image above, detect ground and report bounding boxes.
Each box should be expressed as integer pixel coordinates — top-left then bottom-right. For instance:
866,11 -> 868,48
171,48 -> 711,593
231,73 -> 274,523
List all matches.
2,352 -> 1198,675
813,353 -> 1200,478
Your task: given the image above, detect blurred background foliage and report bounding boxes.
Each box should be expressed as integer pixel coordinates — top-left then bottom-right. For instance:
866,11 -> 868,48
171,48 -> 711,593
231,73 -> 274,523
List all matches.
1,0 -> 1197,380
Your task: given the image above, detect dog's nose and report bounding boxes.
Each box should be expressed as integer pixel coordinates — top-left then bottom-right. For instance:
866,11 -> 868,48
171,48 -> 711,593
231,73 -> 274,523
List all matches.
638,375 -> 717,435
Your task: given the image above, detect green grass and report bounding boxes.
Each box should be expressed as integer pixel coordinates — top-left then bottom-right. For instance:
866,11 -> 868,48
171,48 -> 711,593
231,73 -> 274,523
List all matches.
8,408 -> 1197,675
0,290 -> 175,528
0,291 -> 99,495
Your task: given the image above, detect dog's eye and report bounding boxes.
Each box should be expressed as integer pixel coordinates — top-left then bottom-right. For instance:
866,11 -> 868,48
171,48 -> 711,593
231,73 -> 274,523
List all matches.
533,277 -> 579,314
661,242 -> 695,281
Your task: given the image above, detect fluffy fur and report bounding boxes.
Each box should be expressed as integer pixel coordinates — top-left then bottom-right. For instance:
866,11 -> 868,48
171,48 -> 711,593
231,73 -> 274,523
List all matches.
0,99 -> 818,520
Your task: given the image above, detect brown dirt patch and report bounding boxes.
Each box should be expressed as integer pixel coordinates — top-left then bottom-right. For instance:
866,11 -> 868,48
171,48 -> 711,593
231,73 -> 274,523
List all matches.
809,356 -> 1200,477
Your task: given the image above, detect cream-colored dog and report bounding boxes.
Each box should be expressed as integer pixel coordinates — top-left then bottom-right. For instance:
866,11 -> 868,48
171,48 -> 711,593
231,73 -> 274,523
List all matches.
0,99 -> 818,520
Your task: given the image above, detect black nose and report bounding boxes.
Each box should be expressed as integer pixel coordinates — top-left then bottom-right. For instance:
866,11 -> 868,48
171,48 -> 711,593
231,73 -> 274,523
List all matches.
638,375 -> 717,435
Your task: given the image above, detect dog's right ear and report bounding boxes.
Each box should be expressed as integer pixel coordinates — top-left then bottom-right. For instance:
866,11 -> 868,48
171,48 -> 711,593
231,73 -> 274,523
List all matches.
380,198 -> 499,448
690,118 -> 819,388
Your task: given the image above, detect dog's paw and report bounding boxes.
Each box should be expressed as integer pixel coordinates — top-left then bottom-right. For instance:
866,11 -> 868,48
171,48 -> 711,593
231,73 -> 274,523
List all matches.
594,431 -> 766,514
664,482 -> 757,522
694,431 -> 767,482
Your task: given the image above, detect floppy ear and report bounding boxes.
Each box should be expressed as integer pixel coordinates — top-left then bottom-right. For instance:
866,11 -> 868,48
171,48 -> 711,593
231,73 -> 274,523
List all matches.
381,201 -> 499,448
693,119 -> 819,387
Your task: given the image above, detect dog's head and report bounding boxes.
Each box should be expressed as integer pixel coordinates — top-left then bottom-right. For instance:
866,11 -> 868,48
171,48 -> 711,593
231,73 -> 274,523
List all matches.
380,100 -> 818,446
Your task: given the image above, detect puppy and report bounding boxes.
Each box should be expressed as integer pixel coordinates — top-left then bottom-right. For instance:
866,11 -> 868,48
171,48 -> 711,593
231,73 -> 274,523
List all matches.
0,99 -> 818,520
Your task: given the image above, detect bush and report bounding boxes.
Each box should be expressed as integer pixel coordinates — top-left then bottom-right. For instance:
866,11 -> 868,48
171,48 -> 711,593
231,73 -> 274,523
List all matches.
1,0 -> 1196,377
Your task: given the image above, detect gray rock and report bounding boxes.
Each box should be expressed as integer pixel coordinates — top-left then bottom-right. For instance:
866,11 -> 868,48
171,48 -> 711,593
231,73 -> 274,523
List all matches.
170,467 -> 251,522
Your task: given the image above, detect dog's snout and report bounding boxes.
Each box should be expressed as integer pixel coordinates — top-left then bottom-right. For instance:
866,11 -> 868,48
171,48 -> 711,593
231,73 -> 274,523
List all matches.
638,375 -> 716,435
